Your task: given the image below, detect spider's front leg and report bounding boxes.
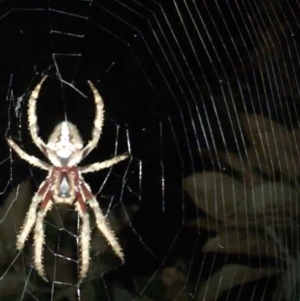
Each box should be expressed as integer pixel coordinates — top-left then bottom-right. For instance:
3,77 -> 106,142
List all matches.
27,76 -> 48,153
82,81 -> 105,158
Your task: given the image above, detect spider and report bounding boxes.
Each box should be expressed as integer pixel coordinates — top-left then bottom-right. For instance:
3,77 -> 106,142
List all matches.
7,76 -> 129,282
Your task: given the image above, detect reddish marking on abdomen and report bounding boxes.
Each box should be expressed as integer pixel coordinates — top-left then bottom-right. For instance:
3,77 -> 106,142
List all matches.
51,166 -> 80,189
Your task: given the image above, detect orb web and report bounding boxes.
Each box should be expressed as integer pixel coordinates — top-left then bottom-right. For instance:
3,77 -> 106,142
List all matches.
0,0 -> 298,300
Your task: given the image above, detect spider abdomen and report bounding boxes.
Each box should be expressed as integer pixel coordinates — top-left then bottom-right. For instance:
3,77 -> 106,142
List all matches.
51,167 -> 78,205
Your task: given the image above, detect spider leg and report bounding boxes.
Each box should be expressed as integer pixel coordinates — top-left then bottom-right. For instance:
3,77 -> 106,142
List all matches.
79,153 -> 129,174
33,188 -> 53,281
75,189 -> 91,281
82,81 -> 104,158
27,76 -> 48,153
16,180 -> 51,250
7,138 -> 50,171
81,181 -> 124,263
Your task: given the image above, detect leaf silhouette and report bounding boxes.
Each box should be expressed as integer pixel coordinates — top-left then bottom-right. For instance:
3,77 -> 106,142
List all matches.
202,229 -> 281,258
184,172 -> 246,221
241,114 -> 300,179
184,171 -> 299,224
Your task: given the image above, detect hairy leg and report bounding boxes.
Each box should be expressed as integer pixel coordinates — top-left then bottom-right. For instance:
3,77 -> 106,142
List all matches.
16,180 -> 51,250
79,153 -> 129,173
75,190 -> 91,281
27,76 -> 48,153
81,182 -> 124,263
82,81 -> 105,157
33,189 -> 53,281
7,138 -> 50,171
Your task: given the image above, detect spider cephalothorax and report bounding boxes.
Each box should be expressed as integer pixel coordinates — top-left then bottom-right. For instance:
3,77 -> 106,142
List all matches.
7,76 -> 129,281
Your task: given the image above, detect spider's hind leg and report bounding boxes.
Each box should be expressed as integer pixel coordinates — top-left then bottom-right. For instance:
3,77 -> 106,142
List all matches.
33,188 -> 53,282
80,181 -> 124,263
16,180 -> 50,250
75,190 -> 91,281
